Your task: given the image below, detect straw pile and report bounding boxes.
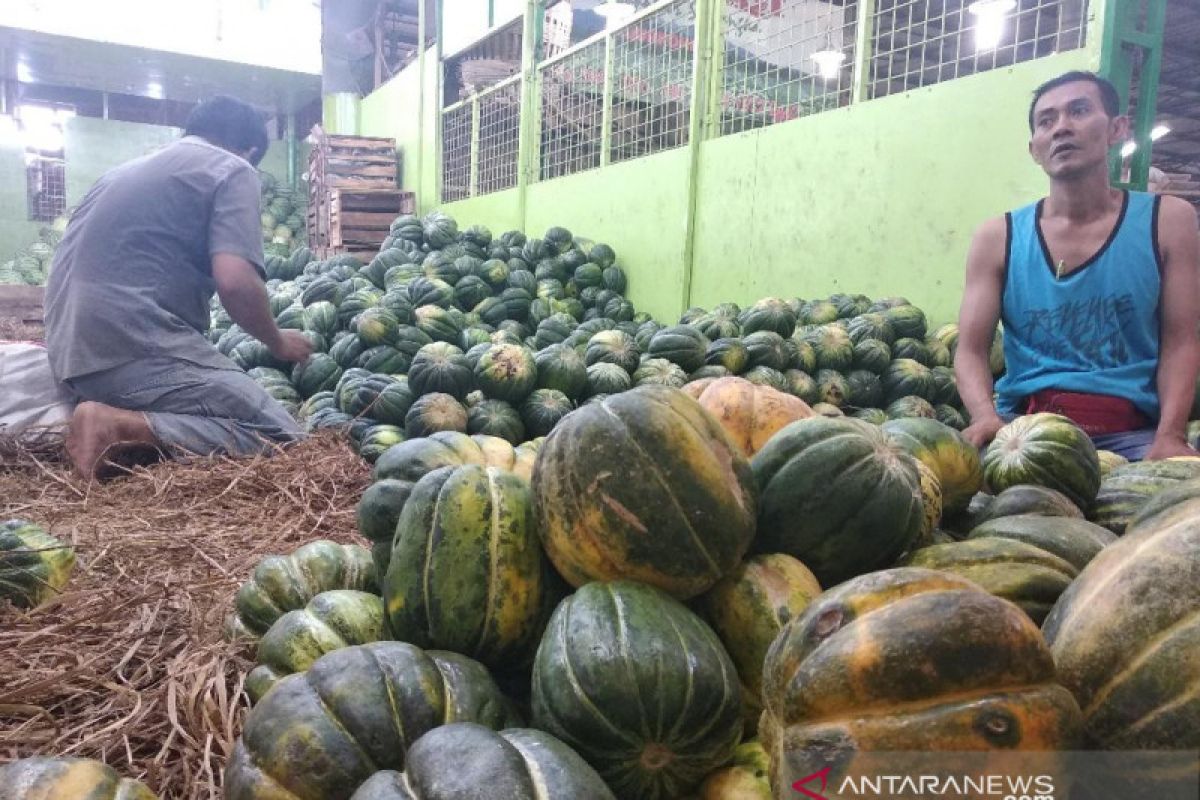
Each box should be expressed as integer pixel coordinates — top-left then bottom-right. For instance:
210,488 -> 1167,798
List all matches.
0,433 -> 372,799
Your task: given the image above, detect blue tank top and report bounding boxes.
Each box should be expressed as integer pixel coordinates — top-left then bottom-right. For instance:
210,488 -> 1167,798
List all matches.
995,190 -> 1163,420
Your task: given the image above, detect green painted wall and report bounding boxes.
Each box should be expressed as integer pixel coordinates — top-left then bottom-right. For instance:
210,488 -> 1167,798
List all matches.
64,117 -> 180,207
442,187 -> 524,234
360,60 -> 422,193
516,150 -> 692,323
691,51 -> 1093,327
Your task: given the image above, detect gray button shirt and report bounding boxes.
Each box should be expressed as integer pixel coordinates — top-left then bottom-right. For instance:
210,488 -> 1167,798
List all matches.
45,135 -> 265,381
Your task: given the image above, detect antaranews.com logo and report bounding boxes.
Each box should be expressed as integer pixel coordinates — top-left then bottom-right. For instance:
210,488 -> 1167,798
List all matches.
793,766 -> 1057,800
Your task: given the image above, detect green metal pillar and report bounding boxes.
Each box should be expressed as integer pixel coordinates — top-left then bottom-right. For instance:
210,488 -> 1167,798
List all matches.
516,0 -> 543,229
434,0 -> 447,206
469,98 -> 481,197
704,0 -> 725,139
322,93 -> 360,135
286,111 -> 297,187
1099,0 -> 1166,190
600,34 -> 616,167
680,0 -> 715,313
416,0 -> 427,202
850,0 -> 876,103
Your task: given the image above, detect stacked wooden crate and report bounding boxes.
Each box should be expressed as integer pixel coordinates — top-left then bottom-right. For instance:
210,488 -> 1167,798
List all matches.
307,129 -> 415,260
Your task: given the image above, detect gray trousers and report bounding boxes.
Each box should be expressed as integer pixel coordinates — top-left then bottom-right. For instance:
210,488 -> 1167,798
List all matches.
65,357 -> 303,458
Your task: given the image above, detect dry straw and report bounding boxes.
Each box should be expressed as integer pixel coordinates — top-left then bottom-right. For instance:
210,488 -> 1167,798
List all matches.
0,433 -> 372,799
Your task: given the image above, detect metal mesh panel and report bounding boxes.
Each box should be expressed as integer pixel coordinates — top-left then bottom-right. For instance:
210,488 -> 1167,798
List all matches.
870,0 -> 1089,99
719,0 -> 858,135
26,157 -> 66,222
441,104 -> 472,202
478,79 -> 522,195
609,0 -> 697,163
538,40 -> 606,180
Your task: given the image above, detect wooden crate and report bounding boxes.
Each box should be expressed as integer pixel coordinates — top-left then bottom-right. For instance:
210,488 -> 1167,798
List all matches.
329,189 -> 415,249
0,285 -> 45,324
0,285 -> 46,341
306,128 -> 404,254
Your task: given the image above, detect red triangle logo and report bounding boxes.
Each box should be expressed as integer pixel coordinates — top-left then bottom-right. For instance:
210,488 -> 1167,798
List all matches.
792,766 -> 831,799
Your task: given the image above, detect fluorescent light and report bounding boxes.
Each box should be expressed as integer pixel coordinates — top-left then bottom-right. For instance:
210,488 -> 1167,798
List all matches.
969,0 -> 1017,51
1150,124 -> 1170,141
811,49 -> 847,80
16,61 -> 32,83
1120,141 -> 1137,159
147,81 -> 164,99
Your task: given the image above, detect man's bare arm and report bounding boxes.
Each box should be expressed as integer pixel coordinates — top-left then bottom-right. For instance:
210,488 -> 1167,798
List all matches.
1146,197 -> 1200,460
213,253 -> 312,362
954,216 -> 1008,448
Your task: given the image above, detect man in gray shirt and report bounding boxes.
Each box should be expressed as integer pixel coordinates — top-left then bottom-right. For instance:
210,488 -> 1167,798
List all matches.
45,96 -> 312,478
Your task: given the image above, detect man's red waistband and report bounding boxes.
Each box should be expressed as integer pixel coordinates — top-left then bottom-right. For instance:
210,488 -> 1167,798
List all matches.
1023,389 -> 1150,436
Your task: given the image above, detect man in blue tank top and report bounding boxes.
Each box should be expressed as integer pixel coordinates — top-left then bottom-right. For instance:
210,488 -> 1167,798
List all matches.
955,71 -> 1200,461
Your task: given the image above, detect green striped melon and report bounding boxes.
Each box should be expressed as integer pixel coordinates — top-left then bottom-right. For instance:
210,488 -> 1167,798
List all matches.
904,537 -> 1079,623
881,417 -> 983,515
1043,481 -> 1200,794
384,465 -> 554,669
532,581 -> 742,800
967,514 -> 1115,570
533,385 -> 757,599
983,413 -> 1101,512
1090,457 -> 1200,534
246,589 -> 385,702
752,416 -> 924,584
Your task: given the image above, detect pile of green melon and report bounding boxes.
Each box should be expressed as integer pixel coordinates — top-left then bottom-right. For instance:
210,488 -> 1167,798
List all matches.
0,218 -> 65,286
212,209 -> 1008,468
204,392 -> 1198,800
259,171 -> 306,259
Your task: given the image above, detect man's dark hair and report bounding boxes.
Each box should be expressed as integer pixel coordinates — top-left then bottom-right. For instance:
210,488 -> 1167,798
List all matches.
184,95 -> 270,166
1028,71 -> 1121,131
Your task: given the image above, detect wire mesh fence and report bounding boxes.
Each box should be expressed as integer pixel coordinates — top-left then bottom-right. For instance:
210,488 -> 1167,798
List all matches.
609,0 -> 697,163
441,103 -> 473,202
477,77 -> 523,194
537,39 -> 607,180
718,0 -> 859,135
869,0 -> 1089,99
436,0 -> 1094,195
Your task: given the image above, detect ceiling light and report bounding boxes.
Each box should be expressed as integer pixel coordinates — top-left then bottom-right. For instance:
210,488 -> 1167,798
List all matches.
811,48 -> 847,80
969,0 -> 1017,51
16,61 -> 32,84
147,81 -> 164,100
1150,124 -> 1170,141
1120,141 -> 1137,159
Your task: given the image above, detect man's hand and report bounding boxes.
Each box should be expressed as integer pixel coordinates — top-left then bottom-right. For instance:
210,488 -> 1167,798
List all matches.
962,413 -> 1006,450
1144,432 -> 1198,461
268,329 -> 314,363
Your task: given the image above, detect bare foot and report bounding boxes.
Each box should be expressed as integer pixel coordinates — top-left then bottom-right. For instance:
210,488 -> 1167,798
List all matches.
65,401 -> 160,480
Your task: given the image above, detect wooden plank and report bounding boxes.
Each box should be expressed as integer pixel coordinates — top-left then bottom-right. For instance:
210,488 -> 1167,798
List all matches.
334,212 -> 397,229
324,163 -> 398,179
324,134 -> 396,147
0,284 -> 46,324
326,176 -> 398,190
331,192 -> 407,213
325,153 -> 398,168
